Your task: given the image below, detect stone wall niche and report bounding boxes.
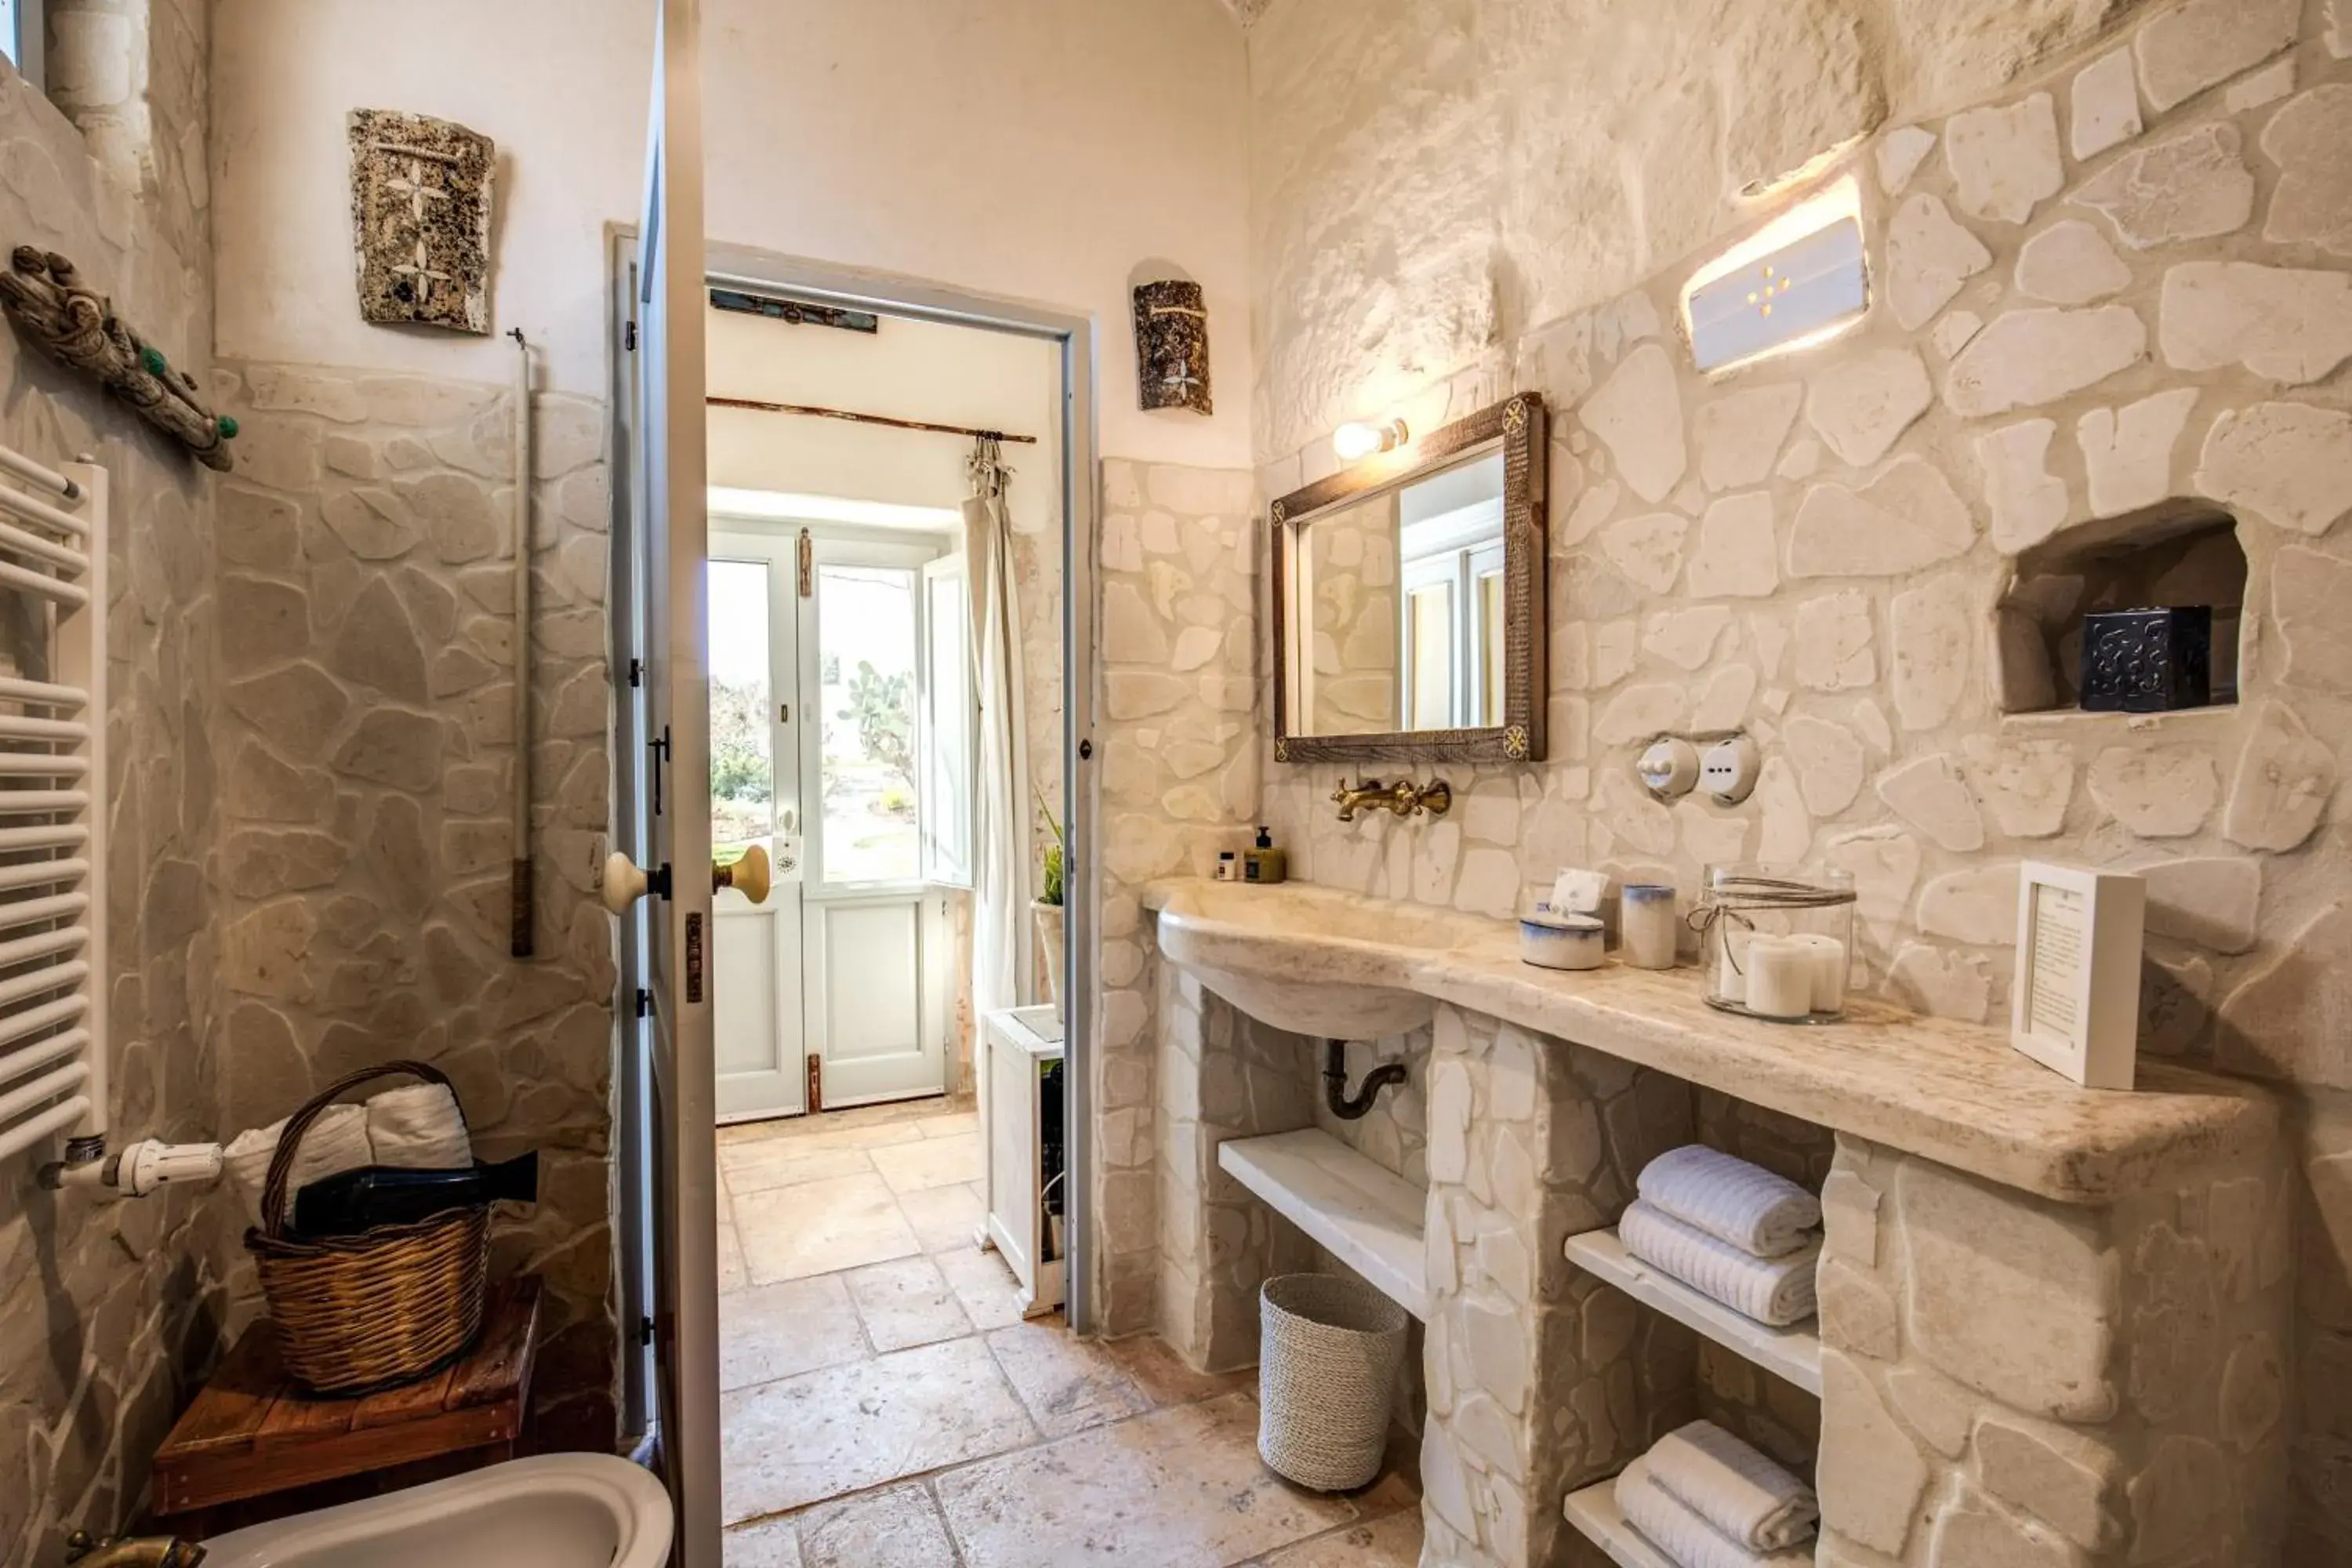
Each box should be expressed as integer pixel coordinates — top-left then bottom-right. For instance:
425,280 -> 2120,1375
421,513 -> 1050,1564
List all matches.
1994,503 -> 2247,716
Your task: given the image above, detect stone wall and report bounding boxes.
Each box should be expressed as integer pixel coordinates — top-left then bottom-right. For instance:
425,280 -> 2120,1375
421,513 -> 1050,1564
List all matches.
205,360 -> 619,1446
1092,456 -> 1259,1335
0,16 -> 228,1557
1817,1134 -> 2292,1566
1250,2 -> 2352,1552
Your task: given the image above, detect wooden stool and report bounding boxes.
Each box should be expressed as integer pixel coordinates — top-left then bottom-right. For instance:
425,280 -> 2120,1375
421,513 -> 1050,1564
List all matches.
152,1276 -> 542,1534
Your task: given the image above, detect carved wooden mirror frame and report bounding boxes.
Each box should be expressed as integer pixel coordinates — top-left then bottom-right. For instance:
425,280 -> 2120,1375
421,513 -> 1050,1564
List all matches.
1269,391 -> 1548,765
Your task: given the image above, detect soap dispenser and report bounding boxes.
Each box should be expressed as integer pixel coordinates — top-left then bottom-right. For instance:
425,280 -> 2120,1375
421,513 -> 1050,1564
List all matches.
1242,826 -> 1287,884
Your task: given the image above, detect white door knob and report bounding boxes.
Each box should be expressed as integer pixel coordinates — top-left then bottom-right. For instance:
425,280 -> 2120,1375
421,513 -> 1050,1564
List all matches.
603,851 -> 657,913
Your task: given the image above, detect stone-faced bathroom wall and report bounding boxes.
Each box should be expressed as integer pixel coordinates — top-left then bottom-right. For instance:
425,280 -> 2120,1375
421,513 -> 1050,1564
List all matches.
0,21 -> 229,1558
1093,456 -> 1258,1336
1249,0 -> 2352,1555
205,361 -> 619,1446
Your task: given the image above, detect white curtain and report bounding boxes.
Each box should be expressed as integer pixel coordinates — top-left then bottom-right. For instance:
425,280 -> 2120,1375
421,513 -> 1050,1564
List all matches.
964,437 -> 1029,1022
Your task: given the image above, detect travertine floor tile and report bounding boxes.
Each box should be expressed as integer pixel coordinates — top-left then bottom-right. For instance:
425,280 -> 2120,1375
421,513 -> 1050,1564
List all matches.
792,1483 -> 960,1568
934,1392 -> 1359,1567
985,1322 -> 1150,1436
1097,1333 -> 1255,1409
718,1222 -> 748,1293
721,1142 -> 878,1192
738,1174 -> 921,1283
895,1181 -> 985,1254
935,1243 -> 1030,1329
720,1515 -> 801,1568
919,1110 -> 979,1138
720,1274 -> 870,1391
1255,1509 -> 1424,1567
720,1338 -> 1037,1522
846,1255 -> 975,1352
871,1132 -> 984,1194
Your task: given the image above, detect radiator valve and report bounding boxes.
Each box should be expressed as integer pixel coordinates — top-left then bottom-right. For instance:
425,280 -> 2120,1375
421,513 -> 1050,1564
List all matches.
40,1138 -> 223,1197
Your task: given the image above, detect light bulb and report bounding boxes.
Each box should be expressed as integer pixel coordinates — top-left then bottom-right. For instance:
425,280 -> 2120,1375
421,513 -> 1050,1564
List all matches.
1332,419 -> 1407,462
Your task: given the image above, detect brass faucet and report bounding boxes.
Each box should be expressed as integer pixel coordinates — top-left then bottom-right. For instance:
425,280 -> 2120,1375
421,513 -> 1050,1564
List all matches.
1330,777 -> 1453,822
65,1533 -> 205,1568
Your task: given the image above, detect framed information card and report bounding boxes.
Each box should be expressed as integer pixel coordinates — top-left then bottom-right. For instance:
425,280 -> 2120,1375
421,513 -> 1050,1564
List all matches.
2011,862 -> 2147,1089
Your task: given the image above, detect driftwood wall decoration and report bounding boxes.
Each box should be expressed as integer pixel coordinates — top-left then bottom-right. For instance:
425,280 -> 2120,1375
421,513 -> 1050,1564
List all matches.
0,248 -> 236,471
1133,279 -> 1212,416
348,107 -> 495,334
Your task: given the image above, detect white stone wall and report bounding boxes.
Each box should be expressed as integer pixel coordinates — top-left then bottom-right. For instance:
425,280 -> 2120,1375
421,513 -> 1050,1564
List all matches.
1249,4 -> 2352,1552
207,360 -> 620,1447
0,20 -> 227,1557
1094,457 -> 1260,1335
1817,1134 -> 2292,1566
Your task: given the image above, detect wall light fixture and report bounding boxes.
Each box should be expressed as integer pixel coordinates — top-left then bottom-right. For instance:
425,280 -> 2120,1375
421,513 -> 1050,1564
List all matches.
1333,418 -> 1409,462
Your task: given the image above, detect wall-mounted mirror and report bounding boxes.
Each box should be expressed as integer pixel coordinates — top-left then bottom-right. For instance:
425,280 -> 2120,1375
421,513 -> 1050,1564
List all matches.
1272,393 -> 1547,764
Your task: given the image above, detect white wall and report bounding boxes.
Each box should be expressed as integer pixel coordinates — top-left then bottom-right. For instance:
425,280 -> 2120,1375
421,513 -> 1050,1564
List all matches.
209,0 -> 1254,467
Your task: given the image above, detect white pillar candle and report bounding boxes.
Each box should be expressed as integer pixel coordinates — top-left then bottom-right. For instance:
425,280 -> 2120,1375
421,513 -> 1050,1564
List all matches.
1621,884 -> 1679,970
1788,932 -> 1847,1014
1744,937 -> 1815,1019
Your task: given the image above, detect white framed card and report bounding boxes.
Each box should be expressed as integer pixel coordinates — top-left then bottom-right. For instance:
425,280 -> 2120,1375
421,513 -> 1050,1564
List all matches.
2011,861 -> 2147,1089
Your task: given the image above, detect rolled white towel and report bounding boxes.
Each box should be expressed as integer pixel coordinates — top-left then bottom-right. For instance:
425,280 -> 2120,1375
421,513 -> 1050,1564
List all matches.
223,1103 -> 373,1230
1646,1419 -> 1817,1552
1615,1457 -> 1813,1568
366,1083 -> 471,1169
1619,1200 -> 1820,1327
1637,1145 -> 1821,1259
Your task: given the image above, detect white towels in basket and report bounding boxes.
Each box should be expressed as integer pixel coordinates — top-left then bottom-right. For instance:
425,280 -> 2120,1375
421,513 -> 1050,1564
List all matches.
1613,1446 -> 1814,1568
1646,1419 -> 1818,1552
1619,1200 -> 1820,1327
223,1084 -> 473,1229
1637,1145 -> 1820,1258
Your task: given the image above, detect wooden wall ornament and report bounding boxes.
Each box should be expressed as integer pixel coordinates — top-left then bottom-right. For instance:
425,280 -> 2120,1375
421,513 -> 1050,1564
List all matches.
348,107 -> 495,335
0,248 -> 236,471
1133,279 -> 1212,416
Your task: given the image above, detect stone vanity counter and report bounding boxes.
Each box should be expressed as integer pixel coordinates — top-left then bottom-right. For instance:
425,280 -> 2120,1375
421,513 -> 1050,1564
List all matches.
1146,877 -> 2275,1203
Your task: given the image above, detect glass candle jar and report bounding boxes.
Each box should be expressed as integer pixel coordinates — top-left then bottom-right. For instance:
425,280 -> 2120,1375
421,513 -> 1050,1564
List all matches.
1698,863 -> 1857,1022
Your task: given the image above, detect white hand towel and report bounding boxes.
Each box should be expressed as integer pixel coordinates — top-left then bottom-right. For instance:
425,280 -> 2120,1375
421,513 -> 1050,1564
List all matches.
223,1103 -> 373,1230
1637,1145 -> 1821,1258
365,1083 -> 471,1170
1619,1200 -> 1820,1327
1645,1419 -> 1817,1552
1615,1458 -> 1813,1568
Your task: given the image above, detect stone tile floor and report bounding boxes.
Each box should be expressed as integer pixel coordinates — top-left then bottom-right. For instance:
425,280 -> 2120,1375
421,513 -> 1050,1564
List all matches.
716,1097 -> 1423,1568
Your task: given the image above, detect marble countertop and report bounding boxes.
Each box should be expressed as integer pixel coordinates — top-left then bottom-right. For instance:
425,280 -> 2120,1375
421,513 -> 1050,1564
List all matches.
1146,879 -> 2278,1204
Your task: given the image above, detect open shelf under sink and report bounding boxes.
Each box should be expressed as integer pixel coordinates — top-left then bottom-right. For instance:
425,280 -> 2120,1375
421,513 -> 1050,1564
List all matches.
1563,1479 -> 1678,1568
1217,1128 -> 1429,1320
1563,1227 -> 1823,1396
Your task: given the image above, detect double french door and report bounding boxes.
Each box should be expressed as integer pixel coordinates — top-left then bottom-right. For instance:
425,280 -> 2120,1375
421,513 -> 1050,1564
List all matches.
709,528 -> 967,1121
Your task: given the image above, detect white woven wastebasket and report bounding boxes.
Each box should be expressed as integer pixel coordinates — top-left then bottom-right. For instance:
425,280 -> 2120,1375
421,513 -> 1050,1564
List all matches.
1256,1272 -> 1409,1491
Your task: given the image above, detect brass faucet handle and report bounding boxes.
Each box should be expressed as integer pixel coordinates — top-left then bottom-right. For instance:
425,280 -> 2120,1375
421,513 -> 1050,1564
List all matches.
1414,779 -> 1454,817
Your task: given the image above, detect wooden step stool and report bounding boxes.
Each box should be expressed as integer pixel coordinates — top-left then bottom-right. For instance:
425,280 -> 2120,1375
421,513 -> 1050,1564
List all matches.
151,1276 -> 542,1534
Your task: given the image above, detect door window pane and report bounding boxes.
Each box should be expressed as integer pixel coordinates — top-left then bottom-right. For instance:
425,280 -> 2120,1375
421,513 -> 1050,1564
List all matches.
1406,582 -> 1454,730
819,564 -> 920,883
706,558 -> 774,852
922,566 -> 972,885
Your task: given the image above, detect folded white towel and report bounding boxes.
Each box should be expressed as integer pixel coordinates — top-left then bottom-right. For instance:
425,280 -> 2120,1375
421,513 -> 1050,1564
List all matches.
224,1103 -> 373,1230
1646,1420 -> 1817,1552
365,1083 -> 471,1170
1616,1458 -> 1813,1568
1620,1200 -> 1820,1327
1637,1145 -> 1821,1258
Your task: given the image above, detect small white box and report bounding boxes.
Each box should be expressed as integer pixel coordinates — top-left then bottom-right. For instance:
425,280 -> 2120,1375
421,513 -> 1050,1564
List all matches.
2010,862 -> 2146,1090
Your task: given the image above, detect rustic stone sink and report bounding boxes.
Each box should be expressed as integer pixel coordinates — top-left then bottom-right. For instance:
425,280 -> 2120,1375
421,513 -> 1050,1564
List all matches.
1144,878 -> 1508,1040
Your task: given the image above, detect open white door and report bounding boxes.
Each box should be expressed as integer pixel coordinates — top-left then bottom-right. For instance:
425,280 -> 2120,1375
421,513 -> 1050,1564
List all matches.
608,2 -> 720,1562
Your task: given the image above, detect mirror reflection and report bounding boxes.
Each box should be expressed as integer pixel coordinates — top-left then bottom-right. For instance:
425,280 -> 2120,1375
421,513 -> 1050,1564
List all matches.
1294,448 -> 1507,738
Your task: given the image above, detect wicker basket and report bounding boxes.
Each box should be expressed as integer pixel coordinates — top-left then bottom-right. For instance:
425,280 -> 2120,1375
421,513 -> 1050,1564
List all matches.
245,1061 -> 490,1396
1256,1272 -> 1409,1491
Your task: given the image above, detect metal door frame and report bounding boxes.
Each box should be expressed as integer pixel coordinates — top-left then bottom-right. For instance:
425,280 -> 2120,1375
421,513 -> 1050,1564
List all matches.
611,239 -> 1102,1438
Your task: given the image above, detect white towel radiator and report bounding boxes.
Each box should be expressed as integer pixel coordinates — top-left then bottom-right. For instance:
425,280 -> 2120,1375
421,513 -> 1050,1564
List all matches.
0,448 -> 107,1169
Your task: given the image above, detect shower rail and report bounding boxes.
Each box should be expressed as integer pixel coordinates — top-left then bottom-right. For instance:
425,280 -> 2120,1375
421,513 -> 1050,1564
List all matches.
0,453 -> 106,1167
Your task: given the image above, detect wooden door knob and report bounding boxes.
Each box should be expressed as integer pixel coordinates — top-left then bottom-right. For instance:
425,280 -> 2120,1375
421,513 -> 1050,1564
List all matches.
713,844 -> 771,905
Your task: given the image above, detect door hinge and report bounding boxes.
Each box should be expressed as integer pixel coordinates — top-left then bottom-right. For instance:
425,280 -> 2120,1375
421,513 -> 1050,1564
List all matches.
636,1313 -> 655,1346
634,987 -> 652,1018
797,529 -> 814,598
627,657 -> 644,688
624,319 -> 639,352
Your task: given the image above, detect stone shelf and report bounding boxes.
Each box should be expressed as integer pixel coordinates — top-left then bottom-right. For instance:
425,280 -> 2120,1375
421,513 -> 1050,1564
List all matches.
1149,879 -> 2279,1205
1217,1128 -> 1429,1320
1563,1228 -> 1823,1396
1561,1480 -> 1675,1568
